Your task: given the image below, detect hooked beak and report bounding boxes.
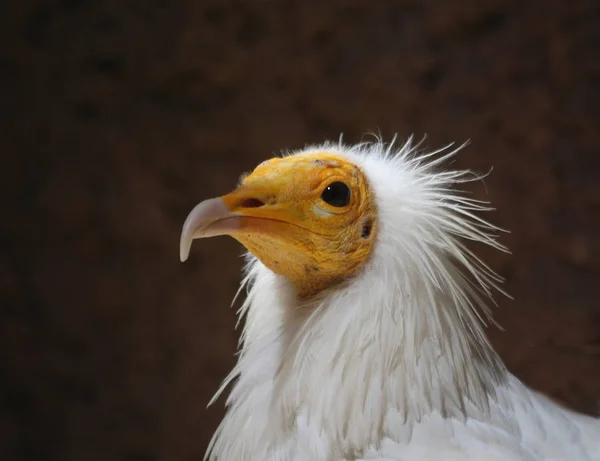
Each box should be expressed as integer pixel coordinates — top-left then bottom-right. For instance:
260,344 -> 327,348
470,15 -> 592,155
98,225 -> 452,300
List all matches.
179,183 -> 300,263
179,197 -> 240,262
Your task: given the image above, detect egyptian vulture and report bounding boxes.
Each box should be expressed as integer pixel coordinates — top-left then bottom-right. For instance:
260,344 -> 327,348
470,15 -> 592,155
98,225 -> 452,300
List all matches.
180,138 -> 600,461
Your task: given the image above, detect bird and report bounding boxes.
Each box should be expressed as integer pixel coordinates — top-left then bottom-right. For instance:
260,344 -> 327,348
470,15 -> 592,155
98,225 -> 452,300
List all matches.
179,137 -> 600,461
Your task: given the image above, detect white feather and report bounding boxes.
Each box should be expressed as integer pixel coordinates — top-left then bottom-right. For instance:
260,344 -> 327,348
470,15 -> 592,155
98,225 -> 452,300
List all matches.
205,138 -> 600,461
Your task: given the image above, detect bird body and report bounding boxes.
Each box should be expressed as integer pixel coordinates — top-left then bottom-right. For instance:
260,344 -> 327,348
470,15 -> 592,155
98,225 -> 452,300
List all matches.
180,139 -> 600,461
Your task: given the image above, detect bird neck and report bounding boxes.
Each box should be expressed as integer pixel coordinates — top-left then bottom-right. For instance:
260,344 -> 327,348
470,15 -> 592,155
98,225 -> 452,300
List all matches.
207,256 -> 509,460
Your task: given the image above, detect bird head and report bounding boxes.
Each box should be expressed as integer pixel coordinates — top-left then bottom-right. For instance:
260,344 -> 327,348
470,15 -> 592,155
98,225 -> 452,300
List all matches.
182,140 -> 511,459
180,152 -> 379,297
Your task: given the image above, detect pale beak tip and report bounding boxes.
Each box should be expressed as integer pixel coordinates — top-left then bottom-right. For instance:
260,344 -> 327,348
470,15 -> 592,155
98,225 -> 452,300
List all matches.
179,197 -> 232,263
179,243 -> 190,263
180,222 -> 193,263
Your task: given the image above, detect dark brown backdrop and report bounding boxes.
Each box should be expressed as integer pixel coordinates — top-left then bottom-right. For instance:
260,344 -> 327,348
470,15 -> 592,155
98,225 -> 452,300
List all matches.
1,0 -> 599,460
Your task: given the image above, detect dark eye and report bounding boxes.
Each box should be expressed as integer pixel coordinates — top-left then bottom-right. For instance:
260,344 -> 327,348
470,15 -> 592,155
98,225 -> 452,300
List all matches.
321,182 -> 351,207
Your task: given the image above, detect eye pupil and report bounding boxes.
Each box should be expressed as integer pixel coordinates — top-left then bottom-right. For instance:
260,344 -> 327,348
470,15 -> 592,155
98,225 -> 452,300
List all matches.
321,182 -> 351,207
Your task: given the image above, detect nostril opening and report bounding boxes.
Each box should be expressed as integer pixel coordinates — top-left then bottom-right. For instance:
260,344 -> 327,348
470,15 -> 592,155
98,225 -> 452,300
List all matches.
240,198 -> 264,208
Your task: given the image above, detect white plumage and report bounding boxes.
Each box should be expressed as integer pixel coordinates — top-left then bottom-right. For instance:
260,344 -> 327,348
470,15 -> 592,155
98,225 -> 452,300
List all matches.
181,138 -> 600,461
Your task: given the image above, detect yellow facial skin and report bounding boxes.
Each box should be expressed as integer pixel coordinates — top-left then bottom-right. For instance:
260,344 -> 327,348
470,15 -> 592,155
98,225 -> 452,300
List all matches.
180,152 -> 378,298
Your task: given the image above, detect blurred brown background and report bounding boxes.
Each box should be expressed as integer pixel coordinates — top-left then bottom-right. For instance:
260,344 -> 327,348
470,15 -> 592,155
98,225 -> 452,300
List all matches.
1,0 -> 599,460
